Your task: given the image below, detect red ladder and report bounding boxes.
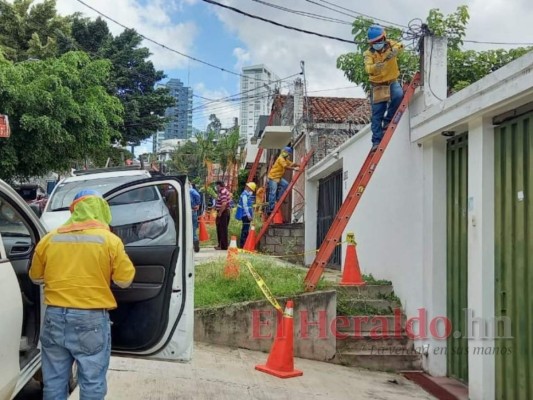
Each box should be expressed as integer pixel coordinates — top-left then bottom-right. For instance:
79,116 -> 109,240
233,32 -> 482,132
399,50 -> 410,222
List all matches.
304,72 -> 421,291
255,149 -> 315,247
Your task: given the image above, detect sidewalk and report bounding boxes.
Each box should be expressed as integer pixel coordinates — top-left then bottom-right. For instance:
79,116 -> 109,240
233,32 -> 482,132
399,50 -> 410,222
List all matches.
70,342 -> 434,400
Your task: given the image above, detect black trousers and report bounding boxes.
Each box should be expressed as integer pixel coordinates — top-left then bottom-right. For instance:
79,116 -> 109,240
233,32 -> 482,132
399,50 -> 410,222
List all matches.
216,209 -> 230,250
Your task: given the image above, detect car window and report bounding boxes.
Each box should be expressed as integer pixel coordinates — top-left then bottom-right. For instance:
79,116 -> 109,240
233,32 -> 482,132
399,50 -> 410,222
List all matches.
16,187 -> 38,201
108,184 -> 179,247
108,187 -> 159,205
48,176 -> 147,211
0,196 -> 34,261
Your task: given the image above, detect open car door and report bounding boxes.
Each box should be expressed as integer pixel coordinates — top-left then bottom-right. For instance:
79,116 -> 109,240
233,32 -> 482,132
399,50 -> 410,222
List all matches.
103,176 -> 194,361
0,180 -> 47,399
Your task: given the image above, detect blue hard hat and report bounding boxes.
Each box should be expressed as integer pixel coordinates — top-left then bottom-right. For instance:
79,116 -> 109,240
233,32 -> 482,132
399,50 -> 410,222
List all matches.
283,146 -> 293,154
73,189 -> 102,201
367,25 -> 385,43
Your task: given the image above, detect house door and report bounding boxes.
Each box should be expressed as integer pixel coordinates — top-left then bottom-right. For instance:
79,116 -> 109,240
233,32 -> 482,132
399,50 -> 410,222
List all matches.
446,133 -> 469,382
317,169 -> 343,269
495,113 -> 533,400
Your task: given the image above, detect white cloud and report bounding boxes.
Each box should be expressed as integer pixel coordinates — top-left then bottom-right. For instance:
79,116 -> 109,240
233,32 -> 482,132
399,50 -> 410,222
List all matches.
233,47 -> 251,71
191,85 -> 240,130
208,0 -> 533,98
54,0 -> 198,70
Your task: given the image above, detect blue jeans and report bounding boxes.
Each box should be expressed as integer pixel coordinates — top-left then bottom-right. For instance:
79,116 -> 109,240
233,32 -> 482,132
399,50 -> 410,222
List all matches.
268,178 -> 288,213
40,306 -> 111,400
192,210 -> 199,242
371,81 -> 404,145
240,216 -> 251,248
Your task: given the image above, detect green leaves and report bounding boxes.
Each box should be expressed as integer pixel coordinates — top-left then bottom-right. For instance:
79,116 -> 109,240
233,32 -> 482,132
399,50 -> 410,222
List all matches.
336,5 -> 529,96
0,52 -> 123,181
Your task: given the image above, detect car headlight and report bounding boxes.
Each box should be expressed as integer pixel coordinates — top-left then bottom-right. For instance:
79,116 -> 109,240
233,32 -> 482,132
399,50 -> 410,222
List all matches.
138,216 -> 168,240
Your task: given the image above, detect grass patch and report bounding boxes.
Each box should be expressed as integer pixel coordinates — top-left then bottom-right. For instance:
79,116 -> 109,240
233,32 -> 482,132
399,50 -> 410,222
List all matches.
336,298 -> 398,316
195,254 -> 333,308
362,273 -> 392,286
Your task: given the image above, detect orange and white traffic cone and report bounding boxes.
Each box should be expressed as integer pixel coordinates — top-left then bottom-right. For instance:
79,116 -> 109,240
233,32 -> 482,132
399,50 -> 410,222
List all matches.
339,232 -> 365,286
199,215 -> 209,242
273,209 -> 283,224
243,225 -> 257,252
224,236 -> 240,279
255,300 -> 303,378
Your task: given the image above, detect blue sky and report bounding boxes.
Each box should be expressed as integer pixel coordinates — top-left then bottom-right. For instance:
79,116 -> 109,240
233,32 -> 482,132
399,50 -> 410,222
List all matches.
55,0 -> 533,155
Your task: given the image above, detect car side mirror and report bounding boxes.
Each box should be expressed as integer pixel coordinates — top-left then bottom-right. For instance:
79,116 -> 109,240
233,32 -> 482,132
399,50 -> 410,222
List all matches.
29,203 -> 42,218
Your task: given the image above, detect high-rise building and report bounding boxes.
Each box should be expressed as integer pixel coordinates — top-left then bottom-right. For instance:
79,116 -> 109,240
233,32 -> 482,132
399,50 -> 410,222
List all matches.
163,78 -> 193,140
239,65 -> 280,137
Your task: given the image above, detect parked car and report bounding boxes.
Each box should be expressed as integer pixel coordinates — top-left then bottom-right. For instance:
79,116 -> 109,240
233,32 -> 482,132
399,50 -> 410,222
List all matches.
13,183 -> 48,214
0,172 -> 194,399
41,168 -> 177,246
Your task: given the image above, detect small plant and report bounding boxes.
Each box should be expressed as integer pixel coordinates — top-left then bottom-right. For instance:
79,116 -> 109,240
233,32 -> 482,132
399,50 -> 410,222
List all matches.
362,273 -> 392,285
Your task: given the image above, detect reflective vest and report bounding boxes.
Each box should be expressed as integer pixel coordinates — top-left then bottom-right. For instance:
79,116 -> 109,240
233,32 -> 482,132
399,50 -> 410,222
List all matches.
235,190 -> 253,220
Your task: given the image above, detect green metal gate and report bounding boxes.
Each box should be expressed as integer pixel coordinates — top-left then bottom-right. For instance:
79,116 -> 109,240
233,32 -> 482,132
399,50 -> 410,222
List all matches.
495,113 -> 533,400
446,133 -> 469,383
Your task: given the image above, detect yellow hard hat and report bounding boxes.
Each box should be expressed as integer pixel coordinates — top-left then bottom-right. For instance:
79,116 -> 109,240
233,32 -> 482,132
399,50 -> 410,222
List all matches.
246,182 -> 257,192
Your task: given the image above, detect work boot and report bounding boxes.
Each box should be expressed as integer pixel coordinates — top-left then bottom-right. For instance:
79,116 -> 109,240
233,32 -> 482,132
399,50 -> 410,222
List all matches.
194,240 -> 200,253
371,143 -> 379,152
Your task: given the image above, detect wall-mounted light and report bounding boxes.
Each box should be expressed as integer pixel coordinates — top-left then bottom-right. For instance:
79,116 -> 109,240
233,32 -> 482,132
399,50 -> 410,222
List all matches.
441,131 -> 455,137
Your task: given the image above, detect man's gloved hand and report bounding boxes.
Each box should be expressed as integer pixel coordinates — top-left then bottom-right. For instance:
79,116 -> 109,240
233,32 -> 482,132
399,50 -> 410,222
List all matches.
374,62 -> 385,71
386,48 -> 399,60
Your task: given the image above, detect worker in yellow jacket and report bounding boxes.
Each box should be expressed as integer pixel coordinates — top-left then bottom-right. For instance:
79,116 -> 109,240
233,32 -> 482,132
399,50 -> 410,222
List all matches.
30,189 -> 135,400
267,146 -> 299,214
364,24 -> 404,151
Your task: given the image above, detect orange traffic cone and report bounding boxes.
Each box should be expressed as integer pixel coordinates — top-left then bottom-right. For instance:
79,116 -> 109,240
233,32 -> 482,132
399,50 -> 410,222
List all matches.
224,236 -> 240,279
199,215 -> 209,242
255,300 -> 303,378
273,209 -> 283,224
243,225 -> 257,252
339,232 -> 365,286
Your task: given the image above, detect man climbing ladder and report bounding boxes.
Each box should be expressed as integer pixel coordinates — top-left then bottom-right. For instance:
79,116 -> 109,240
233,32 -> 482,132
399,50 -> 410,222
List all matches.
267,146 -> 299,215
304,72 -> 421,291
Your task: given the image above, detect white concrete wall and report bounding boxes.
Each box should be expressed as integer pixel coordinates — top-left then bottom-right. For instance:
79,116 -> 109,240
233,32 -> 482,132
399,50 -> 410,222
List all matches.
306,109 -> 425,321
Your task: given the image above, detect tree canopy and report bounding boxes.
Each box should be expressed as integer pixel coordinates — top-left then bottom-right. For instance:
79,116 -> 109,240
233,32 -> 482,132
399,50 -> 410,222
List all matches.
68,18 -> 174,147
0,0 -> 174,181
0,52 -> 123,181
337,6 -> 531,94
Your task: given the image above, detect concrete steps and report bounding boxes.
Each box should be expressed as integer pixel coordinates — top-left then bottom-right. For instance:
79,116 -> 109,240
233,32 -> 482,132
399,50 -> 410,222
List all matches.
334,350 -> 422,372
335,284 -> 422,372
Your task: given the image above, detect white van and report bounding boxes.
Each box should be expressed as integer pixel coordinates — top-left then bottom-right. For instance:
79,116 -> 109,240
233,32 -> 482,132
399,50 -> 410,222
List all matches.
0,174 -> 194,399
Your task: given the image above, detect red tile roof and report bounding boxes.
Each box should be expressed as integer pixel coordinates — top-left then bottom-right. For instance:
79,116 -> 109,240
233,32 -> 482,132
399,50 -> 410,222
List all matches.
308,96 -> 370,124
271,94 -> 370,125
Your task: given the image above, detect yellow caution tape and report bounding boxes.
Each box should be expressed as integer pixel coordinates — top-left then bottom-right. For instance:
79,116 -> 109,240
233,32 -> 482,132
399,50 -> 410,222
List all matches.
244,261 -> 284,314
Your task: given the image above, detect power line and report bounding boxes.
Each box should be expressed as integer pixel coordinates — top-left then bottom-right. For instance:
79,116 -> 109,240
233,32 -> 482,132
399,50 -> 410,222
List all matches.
200,0 -> 358,44
75,0 -> 285,82
305,0 -> 407,29
462,39 -> 533,46
250,0 -> 352,25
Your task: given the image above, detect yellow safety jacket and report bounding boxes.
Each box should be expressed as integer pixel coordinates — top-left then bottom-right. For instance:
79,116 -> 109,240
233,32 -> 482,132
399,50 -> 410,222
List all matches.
268,156 -> 294,181
364,40 -> 404,84
29,196 -> 135,309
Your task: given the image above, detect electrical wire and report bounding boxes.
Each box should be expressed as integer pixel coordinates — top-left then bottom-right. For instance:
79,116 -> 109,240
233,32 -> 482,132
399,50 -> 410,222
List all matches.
200,0 -> 360,44
305,0 -> 407,30
75,0 -> 287,82
249,0 -> 352,25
